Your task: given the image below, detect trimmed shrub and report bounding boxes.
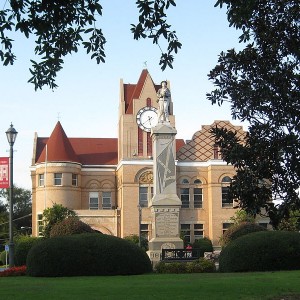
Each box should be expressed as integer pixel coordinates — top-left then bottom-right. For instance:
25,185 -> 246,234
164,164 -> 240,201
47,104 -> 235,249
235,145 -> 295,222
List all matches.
0,250 -> 7,265
192,237 -> 213,256
220,222 -> 267,247
50,217 -> 95,237
155,258 -> 216,274
14,235 -> 41,266
219,231 -> 300,272
124,234 -> 148,251
26,233 -> 152,277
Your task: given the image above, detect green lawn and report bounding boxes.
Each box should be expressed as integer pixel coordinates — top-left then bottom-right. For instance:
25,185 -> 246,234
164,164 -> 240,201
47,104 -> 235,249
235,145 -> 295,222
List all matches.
0,271 -> 300,300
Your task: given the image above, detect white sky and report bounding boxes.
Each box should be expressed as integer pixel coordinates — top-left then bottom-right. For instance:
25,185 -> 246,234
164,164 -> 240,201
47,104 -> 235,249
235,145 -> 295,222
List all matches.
0,0 -> 246,190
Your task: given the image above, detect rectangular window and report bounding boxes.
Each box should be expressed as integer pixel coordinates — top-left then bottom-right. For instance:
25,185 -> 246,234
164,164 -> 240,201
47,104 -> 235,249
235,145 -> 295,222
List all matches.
54,173 -> 62,186
89,192 -> 99,210
38,174 -> 44,186
139,187 -> 148,207
37,214 -> 43,237
180,188 -> 190,208
181,224 -> 191,243
102,192 -> 112,209
258,223 -> 268,229
140,223 -> 149,240
194,188 -> 203,208
72,174 -> 78,186
222,223 -> 232,234
194,224 -> 204,240
222,186 -> 233,207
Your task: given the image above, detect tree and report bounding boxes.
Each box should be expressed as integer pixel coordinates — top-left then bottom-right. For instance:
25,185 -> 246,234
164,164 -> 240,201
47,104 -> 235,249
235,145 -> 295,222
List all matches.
1,0 -> 180,90
0,185 -> 32,230
278,210 -> 300,231
0,200 -> 9,249
207,0 -> 300,228
42,203 -> 77,238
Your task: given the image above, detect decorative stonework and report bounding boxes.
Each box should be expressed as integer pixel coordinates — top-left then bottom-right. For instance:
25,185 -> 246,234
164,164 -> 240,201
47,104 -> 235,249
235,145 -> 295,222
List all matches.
139,171 -> 153,184
177,121 -> 245,162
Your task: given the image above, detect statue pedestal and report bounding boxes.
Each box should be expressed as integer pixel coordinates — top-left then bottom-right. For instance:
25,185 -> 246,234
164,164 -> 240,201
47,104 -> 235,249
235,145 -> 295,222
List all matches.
147,123 -> 183,264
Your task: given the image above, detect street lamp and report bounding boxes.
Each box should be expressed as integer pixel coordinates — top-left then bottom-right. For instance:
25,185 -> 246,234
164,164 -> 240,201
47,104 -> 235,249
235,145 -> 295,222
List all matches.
6,123 -> 18,268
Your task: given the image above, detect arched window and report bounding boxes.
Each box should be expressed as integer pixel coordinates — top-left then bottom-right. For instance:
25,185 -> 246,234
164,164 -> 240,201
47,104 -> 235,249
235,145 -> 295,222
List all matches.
221,176 -> 232,208
194,179 -> 202,184
222,176 -> 232,183
182,178 -> 189,184
139,171 -> 153,207
193,179 -> 203,208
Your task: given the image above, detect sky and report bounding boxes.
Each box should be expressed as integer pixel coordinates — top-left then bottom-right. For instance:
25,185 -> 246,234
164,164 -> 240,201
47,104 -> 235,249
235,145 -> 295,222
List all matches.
0,0 -> 247,190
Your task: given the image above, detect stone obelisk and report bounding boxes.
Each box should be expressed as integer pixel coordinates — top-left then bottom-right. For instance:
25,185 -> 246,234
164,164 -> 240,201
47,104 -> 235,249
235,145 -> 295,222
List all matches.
147,114 -> 183,263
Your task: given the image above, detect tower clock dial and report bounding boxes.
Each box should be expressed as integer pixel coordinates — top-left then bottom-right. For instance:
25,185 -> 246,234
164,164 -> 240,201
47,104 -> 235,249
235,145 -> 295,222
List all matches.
136,107 -> 158,132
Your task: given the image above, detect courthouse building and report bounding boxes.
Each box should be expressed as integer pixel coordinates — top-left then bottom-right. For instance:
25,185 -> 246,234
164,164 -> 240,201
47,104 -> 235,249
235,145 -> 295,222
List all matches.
30,69 -> 264,247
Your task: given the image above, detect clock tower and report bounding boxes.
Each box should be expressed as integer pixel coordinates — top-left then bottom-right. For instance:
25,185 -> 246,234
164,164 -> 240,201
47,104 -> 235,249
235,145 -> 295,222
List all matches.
118,69 -> 175,161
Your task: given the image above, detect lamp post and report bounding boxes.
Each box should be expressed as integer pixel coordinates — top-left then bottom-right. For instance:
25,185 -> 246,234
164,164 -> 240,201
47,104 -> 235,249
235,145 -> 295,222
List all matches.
6,123 -> 18,268
137,204 -> 142,247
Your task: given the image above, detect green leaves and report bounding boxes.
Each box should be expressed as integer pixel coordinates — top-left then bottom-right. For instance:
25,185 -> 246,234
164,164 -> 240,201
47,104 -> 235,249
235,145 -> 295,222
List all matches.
208,0 -> 300,226
131,0 -> 181,71
1,0 -> 181,88
1,0 -> 105,90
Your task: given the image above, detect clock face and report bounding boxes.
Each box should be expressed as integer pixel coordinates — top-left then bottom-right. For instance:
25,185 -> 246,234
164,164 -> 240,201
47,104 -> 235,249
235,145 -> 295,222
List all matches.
136,107 -> 158,132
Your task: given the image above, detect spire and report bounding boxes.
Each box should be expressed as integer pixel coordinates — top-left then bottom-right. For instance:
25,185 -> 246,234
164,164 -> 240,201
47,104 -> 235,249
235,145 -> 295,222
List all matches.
36,122 -> 80,163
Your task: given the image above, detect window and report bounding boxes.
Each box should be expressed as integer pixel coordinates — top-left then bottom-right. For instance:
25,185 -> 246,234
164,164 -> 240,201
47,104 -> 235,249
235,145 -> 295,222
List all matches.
194,188 -> 203,208
222,186 -> 232,207
180,188 -> 190,208
54,173 -> 62,186
38,174 -> 44,186
181,178 -> 189,184
194,224 -> 204,240
181,224 -> 191,243
89,192 -> 99,210
139,185 -> 152,207
140,224 -> 150,240
102,192 -> 112,209
221,176 -> 232,207
37,214 -> 43,237
258,223 -> 268,229
194,179 -> 202,184
72,174 -> 78,186
222,223 -> 233,234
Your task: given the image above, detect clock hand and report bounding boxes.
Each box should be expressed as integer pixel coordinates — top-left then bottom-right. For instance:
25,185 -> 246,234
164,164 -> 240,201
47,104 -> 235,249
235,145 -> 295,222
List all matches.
142,116 -> 153,126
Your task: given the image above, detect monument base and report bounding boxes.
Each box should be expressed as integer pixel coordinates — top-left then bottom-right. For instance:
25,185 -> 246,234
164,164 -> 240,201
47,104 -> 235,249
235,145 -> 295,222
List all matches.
147,237 -> 184,264
147,205 -> 184,265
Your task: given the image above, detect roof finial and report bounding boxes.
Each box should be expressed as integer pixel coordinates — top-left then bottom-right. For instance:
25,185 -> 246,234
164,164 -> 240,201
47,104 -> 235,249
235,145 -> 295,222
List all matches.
143,61 -> 147,69
57,112 -> 60,121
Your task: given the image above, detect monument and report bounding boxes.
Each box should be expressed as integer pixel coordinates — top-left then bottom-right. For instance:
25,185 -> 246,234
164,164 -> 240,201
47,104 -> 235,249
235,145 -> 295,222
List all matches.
147,81 -> 183,263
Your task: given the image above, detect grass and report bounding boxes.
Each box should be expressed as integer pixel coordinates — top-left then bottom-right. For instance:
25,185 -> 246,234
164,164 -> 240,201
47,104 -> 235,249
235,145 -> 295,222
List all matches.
0,271 -> 300,299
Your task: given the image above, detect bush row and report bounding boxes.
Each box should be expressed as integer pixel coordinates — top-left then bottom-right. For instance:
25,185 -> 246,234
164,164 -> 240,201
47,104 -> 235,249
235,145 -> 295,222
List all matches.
155,258 -> 216,273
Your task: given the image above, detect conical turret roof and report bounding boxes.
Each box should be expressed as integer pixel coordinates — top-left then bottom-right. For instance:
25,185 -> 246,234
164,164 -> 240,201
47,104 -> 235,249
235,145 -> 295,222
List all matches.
36,121 -> 80,163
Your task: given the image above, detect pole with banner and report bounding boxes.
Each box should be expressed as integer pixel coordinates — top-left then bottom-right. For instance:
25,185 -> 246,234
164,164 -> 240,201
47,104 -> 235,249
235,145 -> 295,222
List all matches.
0,157 -> 9,188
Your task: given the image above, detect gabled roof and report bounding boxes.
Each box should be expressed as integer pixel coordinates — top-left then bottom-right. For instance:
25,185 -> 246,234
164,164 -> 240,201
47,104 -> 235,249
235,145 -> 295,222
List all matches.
35,122 -> 119,165
36,122 -> 79,163
124,69 -> 160,114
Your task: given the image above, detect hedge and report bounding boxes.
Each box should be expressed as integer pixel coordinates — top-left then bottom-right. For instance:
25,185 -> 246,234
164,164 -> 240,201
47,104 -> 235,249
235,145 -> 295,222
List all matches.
50,217 -> 95,237
14,236 -> 41,266
219,230 -> 300,272
27,233 -> 152,277
220,222 -> 267,247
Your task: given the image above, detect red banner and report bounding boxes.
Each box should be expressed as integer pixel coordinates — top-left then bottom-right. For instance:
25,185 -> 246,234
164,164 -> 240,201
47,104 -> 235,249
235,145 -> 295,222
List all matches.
0,157 -> 9,188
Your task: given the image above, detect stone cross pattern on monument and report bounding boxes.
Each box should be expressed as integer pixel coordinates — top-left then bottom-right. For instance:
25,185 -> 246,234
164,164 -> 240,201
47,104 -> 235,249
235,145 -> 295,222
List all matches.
156,138 -> 176,193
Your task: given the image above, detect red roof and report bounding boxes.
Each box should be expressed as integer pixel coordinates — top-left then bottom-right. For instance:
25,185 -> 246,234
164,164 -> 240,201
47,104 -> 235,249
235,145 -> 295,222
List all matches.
124,69 -> 160,114
35,122 -> 118,165
36,122 -> 79,163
